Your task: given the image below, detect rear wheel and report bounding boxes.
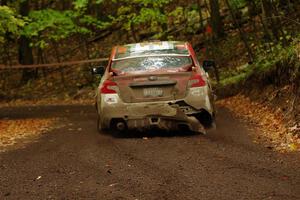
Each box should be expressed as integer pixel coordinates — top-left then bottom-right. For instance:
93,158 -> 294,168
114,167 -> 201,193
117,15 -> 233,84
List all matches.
193,110 -> 215,129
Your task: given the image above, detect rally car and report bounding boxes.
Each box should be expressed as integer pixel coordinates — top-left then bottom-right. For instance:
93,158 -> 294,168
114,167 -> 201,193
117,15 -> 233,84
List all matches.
93,41 -> 216,133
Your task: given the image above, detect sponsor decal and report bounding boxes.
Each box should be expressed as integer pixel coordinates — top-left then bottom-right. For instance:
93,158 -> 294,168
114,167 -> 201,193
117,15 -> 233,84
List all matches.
130,42 -> 175,52
104,94 -> 118,104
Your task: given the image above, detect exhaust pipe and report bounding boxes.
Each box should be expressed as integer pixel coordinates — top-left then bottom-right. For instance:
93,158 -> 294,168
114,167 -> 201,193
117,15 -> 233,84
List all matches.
116,122 -> 126,131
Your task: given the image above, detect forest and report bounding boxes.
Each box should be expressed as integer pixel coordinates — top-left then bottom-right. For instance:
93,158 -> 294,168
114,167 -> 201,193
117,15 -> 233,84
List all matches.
0,0 -> 299,88
0,0 -> 299,148
1,1 -> 300,198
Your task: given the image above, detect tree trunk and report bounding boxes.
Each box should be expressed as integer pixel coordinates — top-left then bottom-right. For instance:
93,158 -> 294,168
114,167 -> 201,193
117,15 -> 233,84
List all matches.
261,0 -> 280,42
19,0 -> 35,83
53,43 -> 65,86
37,48 -> 47,78
209,0 -> 224,39
96,3 -> 102,20
271,2 -> 287,45
246,0 -> 257,32
61,1 -> 70,10
0,0 -> 7,5
246,0 -> 271,43
225,0 -> 254,62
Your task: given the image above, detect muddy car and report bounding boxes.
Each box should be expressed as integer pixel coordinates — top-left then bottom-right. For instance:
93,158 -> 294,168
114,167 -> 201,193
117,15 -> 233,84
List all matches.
93,41 -> 216,133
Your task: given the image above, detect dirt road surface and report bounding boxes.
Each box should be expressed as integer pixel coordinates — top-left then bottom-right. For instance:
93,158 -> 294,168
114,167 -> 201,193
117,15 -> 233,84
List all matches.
0,105 -> 300,200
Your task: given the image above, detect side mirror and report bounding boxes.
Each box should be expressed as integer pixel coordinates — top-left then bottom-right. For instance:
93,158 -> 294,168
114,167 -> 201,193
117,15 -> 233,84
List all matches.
203,60 -> 215,71
92,66 -> 105,75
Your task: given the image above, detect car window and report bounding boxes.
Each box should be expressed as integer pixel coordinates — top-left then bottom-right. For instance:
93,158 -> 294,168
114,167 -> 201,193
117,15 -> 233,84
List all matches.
111,56 -> 192,73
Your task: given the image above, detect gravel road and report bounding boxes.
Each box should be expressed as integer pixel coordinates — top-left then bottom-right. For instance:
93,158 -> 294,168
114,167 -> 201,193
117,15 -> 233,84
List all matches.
0,105 -> 300,200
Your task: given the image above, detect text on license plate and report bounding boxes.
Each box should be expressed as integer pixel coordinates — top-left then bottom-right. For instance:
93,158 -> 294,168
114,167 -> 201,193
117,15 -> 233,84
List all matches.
143,88 -> 163,97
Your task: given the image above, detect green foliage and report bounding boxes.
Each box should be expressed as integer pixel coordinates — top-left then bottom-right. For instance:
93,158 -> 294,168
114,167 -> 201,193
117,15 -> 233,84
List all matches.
220,70 -> 250,87
218,62 -> 253,87
111,0 -> 172,39
185,8 -> 202,34
116,0 -> 172,7
168,7 -> 184,26
73,0 -> 89,11
229,0 -> 247,8
134,8 -> 167,25
79,15 -> 111,30
254,36 -> 299,73
0,6 -> 25,43
168,5 -> 204,34
219,35 -> 300,88
21,4 -> 112,49
22,9 -> 89,48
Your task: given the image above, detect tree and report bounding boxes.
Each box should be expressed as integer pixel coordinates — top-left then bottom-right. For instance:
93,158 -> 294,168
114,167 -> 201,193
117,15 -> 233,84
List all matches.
225,0 -> 254,62
0,5 -> 24,66
0,0 -> 7,5
261,0 -> 286,45
0,6 -> 24,43
19,0 -> 35,83
111,0 -> 172,42
209,0 -> 224,39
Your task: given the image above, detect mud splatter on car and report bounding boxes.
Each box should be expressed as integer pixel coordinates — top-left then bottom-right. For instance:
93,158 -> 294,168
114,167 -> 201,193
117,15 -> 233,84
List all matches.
93,41 -> 216,133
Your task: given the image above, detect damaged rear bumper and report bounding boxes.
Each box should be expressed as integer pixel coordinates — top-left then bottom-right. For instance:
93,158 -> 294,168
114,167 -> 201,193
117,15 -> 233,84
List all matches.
126,113 -> 205,133
98,88 -> 214,133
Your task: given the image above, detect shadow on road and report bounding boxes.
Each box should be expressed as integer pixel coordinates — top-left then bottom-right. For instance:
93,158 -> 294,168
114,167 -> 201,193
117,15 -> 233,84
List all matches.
101,129 -> 202,139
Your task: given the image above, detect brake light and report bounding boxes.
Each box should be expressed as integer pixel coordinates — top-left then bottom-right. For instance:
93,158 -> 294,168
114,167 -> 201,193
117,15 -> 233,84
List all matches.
100,80 -> 118,94
188,74 -> 206,87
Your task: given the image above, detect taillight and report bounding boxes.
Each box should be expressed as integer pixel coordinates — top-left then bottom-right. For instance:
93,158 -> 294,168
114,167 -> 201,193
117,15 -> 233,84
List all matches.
100,80 -> 118,94
188,74 -> 206,87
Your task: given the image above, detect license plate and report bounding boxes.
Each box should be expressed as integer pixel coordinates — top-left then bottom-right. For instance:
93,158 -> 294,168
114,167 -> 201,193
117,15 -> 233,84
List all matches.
143,88 -> 163,97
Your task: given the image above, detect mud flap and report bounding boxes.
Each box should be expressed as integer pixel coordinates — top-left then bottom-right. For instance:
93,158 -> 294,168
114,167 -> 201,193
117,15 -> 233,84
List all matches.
187,116 -> 206,134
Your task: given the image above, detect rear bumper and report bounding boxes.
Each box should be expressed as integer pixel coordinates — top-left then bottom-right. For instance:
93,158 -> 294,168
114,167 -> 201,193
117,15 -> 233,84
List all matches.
126,116 -> 204,132
97,86 -> 214,132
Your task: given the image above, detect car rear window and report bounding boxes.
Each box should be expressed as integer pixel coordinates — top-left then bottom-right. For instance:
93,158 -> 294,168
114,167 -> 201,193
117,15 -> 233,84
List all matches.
111,56 -> 192,73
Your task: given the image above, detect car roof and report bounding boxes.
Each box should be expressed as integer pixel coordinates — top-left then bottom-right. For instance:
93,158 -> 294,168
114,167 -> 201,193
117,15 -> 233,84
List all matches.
113,41 -> 190,60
